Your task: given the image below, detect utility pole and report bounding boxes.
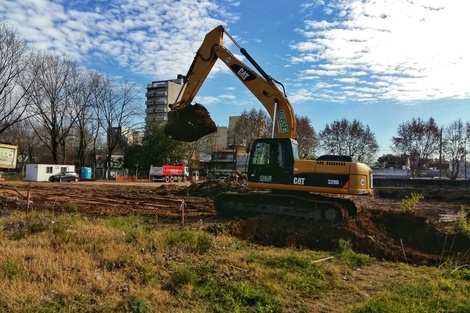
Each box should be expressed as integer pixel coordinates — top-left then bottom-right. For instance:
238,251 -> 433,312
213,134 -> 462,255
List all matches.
439,127 -> 442,179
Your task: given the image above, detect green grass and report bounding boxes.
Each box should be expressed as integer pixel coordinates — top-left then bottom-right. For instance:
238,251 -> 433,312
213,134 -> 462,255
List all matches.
0,211 -> 469,312
351,271 -> 470,312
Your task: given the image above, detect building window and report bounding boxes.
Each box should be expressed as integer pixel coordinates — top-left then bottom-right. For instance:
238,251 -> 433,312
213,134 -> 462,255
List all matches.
46,167 -> 53,173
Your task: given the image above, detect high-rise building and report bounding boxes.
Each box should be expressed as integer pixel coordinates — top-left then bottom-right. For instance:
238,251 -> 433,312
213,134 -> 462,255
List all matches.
145,75 -> 185,124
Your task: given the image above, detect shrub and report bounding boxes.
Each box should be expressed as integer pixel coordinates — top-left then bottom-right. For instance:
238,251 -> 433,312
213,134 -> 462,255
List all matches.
400,192 -> 424,212
63,201 -> 78,213
444,207 -> 470,236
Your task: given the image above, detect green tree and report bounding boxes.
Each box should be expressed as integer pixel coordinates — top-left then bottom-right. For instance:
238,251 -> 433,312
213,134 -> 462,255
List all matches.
124,124 -> 190,172
376,154 -> 406,168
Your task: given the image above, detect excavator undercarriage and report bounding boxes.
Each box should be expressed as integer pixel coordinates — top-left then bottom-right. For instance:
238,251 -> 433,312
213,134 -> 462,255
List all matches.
214,192 -> 358,223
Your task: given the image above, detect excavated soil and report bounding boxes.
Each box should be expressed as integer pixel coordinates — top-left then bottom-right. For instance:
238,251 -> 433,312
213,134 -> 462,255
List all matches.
1,179 -> 469,266
164,103 -> 217,142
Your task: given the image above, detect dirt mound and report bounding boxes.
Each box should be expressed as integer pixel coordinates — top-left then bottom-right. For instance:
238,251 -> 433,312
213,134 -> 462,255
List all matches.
164,103 -> 217,142
226,210 -> 470,266
178,176 -> 252,199
188,179 -> 470,266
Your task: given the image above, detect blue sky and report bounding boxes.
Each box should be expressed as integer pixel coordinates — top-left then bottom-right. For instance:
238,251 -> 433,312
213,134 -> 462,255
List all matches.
1,0 -> 469,156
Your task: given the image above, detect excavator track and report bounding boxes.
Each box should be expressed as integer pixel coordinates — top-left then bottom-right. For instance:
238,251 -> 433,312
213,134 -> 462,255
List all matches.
214,192 -> 357,223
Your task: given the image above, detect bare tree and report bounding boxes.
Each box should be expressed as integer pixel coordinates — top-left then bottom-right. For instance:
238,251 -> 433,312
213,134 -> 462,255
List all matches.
443,120 -> 466,180
295,115 -> 318,158
319,118 -> 378,164
0,21 -> 33,136
392,117 -> 440,176
320,119 -> 349,155
467,122 -> 470,152
26,52 -> 85,164
73,70 -> 103,168
0,120 -> 36,173
94,75 -> 142,178
233,108 -> 271,152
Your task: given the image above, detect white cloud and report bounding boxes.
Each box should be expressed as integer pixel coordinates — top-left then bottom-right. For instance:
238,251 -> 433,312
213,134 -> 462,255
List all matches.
291,0 -> 470,103
0,0 -> 239,81
194,96 -> 220,105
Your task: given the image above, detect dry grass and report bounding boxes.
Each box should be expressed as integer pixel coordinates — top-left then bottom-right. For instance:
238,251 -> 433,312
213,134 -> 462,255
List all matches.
0,212 -> 176,311
0,210 -> 469,312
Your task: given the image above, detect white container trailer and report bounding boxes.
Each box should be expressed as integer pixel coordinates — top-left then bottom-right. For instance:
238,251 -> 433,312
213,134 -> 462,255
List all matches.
25,164 -> 75,182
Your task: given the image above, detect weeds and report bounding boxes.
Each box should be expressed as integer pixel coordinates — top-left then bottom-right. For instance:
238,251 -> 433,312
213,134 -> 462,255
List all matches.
5,218 -> 50,240
106,215 -> 152,244
400,192 -> 424,212
165,266 -> 203,294
336,239 -> 375,267
217,281 -> 281,313
63,201 -> 78,213
163,229 -> 213,254
444,207 -> 470,237
0,260 -> 19,279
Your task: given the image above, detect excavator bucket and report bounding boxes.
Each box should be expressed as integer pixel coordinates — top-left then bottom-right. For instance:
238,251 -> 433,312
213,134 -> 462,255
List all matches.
164,103 -> 217,142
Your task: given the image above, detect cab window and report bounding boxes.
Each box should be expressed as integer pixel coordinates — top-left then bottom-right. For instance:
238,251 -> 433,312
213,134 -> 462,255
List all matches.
251,142 -> 271,165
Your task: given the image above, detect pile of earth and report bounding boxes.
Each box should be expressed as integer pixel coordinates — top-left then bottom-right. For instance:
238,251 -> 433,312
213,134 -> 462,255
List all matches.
176,175 -> 252,198
178,178 -> 470,266
226,210 -> 469,266
164,103 -> 217,142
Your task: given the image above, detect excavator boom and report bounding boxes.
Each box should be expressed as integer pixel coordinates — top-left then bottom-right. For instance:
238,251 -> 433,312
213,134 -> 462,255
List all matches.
164,25 -> 296,141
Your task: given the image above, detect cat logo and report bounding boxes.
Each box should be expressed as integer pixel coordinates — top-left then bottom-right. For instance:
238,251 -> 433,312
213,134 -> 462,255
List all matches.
293,177 -> 305,185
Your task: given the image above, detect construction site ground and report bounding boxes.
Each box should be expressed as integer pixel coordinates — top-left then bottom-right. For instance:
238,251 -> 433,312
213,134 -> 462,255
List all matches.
1,179 -> 469,266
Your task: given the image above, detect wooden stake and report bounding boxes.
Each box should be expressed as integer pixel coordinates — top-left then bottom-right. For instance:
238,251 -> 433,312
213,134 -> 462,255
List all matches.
311,256 -> 334,264
180,199 -> 185,228
26,190 -> 31,216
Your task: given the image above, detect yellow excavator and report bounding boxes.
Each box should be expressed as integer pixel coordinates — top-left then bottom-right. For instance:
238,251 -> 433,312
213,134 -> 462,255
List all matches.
164,25 -> 373,222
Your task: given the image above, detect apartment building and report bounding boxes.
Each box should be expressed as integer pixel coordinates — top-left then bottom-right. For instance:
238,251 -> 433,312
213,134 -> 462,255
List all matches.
145,75 -> 185,124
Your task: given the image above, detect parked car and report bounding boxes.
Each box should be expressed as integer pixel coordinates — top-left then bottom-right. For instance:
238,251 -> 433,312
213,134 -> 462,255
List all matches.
49,171 -> 79,182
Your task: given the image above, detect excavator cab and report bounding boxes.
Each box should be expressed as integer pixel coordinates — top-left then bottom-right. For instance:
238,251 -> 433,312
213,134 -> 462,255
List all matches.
247,138 -> 299,185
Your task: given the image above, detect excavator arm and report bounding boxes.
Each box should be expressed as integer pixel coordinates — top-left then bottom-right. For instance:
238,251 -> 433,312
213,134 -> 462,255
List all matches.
164,25 -> 296,142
